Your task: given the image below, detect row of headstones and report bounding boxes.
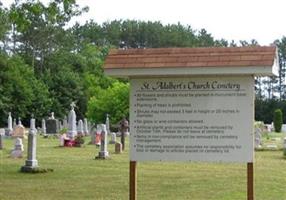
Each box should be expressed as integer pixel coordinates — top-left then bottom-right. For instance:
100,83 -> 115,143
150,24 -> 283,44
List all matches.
42,114 -> 90,136
4,106 -> 91,138
0,117 -> 129,162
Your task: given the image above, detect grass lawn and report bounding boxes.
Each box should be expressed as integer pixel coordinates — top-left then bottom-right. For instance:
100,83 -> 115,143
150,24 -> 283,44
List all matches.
0,135 -> 286,200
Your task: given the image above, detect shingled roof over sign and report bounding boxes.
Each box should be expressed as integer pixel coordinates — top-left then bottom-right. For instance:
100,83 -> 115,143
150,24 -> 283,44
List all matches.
104,46 -> 278,77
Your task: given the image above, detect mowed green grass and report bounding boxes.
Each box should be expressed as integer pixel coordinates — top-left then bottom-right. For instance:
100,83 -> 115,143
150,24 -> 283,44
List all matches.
0,136 -> 286,200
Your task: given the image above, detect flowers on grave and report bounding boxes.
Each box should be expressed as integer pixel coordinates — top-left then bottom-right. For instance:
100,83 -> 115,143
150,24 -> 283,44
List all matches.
74,135 -> 85,147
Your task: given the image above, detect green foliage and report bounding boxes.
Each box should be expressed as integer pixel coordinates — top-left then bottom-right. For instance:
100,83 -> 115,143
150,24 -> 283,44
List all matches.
254,99 -> 286,124
0,54 -> 51,126
273,109 -> 283,132
43,66 -> 86,119
87,81 -> 129,124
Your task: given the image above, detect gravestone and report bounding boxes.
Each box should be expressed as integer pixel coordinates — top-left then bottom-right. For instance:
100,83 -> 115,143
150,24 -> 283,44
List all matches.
59,133 -> 69,147
13,118 -> 16,129
84,118 -> 89,135
109,132 -> 116,144
90,131 -> 96,145
106,114 -> 110,135
0,128 -> 4,150
96,124 -> 109,159
254,127 -> 262,148
12,119 -> 26,138
7,112 -> 13,136
119,118 -> 129,151
21,117 -> 38,171
115,142 -> 122,154
46,112 -> 59,134
63,116 -> 68,129
67,102 -> 77,138
77,119 -> 84,135
10,138 -> 24,158
42,119 -> 46,134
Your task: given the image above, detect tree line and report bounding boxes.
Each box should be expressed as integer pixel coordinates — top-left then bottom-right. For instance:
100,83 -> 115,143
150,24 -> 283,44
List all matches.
0,0 -> 285,126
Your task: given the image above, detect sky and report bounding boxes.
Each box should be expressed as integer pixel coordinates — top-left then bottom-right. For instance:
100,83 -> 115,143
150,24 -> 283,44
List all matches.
3,0 -> 286,45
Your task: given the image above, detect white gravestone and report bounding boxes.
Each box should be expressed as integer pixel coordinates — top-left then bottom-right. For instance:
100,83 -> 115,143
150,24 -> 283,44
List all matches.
77,119 -> 84,135
96,124 -> 109,159
84,118 -> 89,135
254,127 -> 262,148
42,119 -> 46,134
10,138 -> 24,158
105,114 -> 110,135
68,102 -> 77,138
21,118 -> 38,170
109,132 -> 116,144
7,112 -> 13,136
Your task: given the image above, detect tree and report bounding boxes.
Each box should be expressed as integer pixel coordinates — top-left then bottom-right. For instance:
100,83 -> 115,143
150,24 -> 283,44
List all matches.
87,81 -> 130,125
273,109 -> 283,132
0,54 -> 51,126
8,0 -> 88,74
274,38 -> 286,100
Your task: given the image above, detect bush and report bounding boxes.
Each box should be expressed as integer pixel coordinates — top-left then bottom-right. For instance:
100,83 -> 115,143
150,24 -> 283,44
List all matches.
273,109 -> 283,132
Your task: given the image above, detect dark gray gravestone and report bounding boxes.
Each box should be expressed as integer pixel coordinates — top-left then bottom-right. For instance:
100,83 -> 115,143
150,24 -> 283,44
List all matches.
46,119 -> 59,134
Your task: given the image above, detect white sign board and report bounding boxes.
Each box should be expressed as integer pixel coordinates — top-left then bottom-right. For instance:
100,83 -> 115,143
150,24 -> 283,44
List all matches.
130,76 -> 254,162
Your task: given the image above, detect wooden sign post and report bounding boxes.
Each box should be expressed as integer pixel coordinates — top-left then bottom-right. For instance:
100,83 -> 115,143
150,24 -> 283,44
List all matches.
247,162 -> 254,200
130,161 -> 137,200
104,46 -> 278,200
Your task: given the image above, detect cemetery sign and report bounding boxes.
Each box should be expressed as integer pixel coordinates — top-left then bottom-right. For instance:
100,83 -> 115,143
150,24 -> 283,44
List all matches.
104,46 -> 278,200
104,46 -> 278,163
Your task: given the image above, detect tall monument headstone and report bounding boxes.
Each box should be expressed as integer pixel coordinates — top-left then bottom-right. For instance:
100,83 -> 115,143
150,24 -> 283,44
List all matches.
106,114 -> 110,135
96,124 -> 109,159
7,112 -> 13,136
68,102 -> 77,138
21,117 -> 38,171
